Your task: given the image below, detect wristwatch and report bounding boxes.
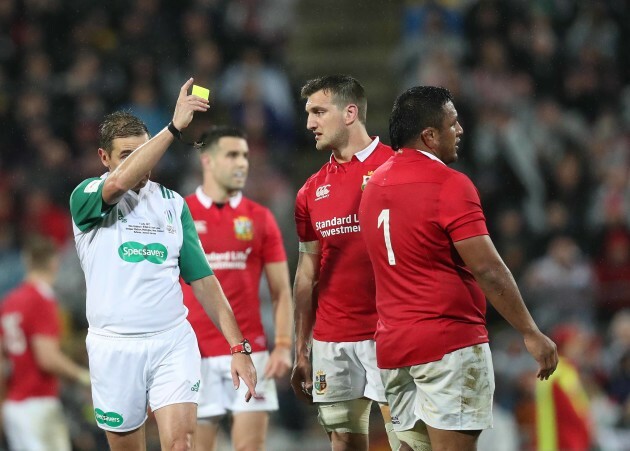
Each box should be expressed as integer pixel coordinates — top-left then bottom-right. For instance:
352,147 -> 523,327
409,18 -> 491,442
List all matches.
230,339 -> 252,355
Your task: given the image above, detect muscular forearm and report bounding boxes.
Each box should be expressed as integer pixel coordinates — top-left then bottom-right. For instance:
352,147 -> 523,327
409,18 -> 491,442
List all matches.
293,277 -> 316,359
273,291 -> 293,346
46,353 -> 90,385
191,275 -> 244,346
33,338 -> 89,385
265,262 -> 293,347
107,129 -> 174,194
475,262 -> 539,336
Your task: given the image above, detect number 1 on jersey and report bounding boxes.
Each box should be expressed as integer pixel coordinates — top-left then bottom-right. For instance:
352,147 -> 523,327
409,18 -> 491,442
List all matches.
377,209 -> 396,265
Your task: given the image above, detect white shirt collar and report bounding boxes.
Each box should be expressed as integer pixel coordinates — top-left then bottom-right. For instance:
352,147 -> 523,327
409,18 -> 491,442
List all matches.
195,186 -> 242,209
416,150 -> 446,166
329,136 -> 380,163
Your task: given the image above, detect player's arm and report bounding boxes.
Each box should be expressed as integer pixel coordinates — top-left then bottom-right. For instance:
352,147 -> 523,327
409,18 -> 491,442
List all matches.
263,261 -> 293,379
191,276 -> 257,401
290,241 -> 320,402
102,78 -> 209,205
191,276 -> 244,348
0,340 -> 5,441
453,235 -> 558,380
0,339 -> 6,403
179,202 -> 256,400
31,335 -> 90,386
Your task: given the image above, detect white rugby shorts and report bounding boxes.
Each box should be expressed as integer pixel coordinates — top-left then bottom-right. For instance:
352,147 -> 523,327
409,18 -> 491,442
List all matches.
312,339 -> 386,403
3,397 -> 71,451
86,320 -> 202,432
197,351 -> 278,418
381,343 -> 495,432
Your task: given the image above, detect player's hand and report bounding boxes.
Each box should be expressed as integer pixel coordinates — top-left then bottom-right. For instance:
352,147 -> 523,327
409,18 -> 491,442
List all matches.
231,354 -> 258,402
523,330 -> 559,381
290,356 -> 313,403
172,77 -> 209,131
264,346 -> 292,379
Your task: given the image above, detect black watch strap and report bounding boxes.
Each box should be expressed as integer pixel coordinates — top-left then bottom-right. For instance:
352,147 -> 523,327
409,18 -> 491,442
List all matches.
167,121 -> 182,140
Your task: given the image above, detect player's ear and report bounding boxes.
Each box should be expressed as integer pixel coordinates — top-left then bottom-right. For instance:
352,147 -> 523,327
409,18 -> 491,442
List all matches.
98,148 -> 110,169
345,104 -> 359,125
420,127 -> 437,149
199,151 -> 212,170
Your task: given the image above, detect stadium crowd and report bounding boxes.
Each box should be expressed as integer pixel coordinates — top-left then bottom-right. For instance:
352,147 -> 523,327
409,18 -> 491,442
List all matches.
0,0 -> 629,449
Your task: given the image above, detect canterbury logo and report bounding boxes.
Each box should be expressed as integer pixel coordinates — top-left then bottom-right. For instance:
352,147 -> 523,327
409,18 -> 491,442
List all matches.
315,184 -> 331,201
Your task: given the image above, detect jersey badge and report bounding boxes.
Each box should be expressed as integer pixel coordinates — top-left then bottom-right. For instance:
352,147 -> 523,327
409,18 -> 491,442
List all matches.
315,184 -> 331,201
84,179 -> 103,193
233,216 -> 253,241
361,171 -> 375,191
314,370 -> 327,395
164,209 -> 176,234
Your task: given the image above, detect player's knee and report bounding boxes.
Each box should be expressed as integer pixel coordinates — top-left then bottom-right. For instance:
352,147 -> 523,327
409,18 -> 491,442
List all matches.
396,427 -> 432,451
317,398 -> 372,434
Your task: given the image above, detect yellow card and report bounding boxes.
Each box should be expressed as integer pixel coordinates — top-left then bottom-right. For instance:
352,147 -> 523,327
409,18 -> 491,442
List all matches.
192,85 -> 210,100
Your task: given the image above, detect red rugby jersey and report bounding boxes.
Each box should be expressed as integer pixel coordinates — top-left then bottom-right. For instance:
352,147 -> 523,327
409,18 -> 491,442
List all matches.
0,282 -> 61,400
295,138 -> 393,342
359,149 -> 489,368
182,189 -> 287,357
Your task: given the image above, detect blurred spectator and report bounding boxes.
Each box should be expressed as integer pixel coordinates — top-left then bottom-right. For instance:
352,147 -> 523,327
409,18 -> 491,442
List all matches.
523,236 -> 595,330
218,46 -> 294,128
120,81 -> 169,136
595,230 -> 630,319
492,207 -> 531,280
19,188 -> 71,247
534,324 -> 593,451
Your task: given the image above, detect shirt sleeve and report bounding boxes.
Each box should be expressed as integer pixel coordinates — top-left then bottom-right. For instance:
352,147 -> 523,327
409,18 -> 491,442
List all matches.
295,184 -> 318,243
69,177 -> 115,232
262,208 -> 287,263
179,202 -> 214,283
439,172 -> 489,242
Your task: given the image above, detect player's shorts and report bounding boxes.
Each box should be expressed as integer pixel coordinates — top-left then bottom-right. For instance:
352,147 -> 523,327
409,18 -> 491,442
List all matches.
3,397 -> 71,451
86,320 -> 201,432
381,343 -> 494,432
197,351 -> 278,418
312,339 -> 386,403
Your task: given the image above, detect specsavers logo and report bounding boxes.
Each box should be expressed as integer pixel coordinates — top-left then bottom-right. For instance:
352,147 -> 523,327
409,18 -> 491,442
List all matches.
94,408 -> 123,428
118,242 -> 168,264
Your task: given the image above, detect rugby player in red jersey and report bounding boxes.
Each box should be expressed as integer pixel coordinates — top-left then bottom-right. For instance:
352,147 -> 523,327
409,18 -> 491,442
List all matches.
0,236 -> 90,451
182,126 -> 292,451
292,75 -> 399,450
359,86 -> 558,451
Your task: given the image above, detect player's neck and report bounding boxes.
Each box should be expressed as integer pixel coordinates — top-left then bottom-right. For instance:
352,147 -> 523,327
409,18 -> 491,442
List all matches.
26,271 -> 55,288
201,180 -> 237,204
332,129 -> 373,163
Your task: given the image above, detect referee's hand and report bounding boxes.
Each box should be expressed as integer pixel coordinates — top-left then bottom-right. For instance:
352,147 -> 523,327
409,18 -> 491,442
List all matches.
171,77 -> 209,131
231,354 -> 258,402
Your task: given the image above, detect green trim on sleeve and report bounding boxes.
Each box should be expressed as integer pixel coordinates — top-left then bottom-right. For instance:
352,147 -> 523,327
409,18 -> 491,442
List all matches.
69,178 -> 115,232
179,202 -> 213,283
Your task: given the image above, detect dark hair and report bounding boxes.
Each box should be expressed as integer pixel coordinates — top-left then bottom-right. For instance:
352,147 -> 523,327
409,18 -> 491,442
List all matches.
22,235 -> 57,271
389,86 -> 453,150
99,111 -> 150,154
197,126 -> 247,153
300,74 -> 367,124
